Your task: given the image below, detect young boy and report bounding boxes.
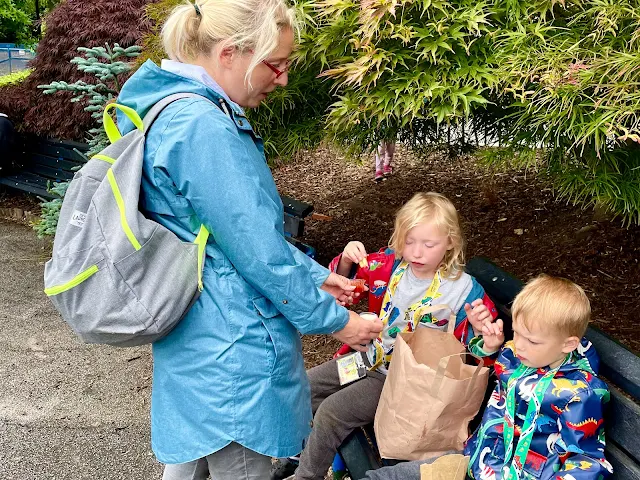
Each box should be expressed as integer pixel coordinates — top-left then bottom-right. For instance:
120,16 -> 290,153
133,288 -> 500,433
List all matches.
465,274 -> 613,480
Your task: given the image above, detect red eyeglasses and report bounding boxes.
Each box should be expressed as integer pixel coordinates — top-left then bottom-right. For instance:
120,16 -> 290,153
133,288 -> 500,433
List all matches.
262,59 -> 290,79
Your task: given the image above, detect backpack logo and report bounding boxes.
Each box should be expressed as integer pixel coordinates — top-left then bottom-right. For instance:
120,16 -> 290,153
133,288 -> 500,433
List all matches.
69,210 -> 87,228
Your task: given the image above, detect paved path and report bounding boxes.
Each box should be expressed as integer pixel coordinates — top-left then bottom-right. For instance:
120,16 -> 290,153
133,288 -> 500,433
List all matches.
0,219 -> 163,479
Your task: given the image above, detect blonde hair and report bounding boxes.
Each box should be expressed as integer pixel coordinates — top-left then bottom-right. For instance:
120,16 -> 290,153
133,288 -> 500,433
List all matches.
162,0 -> 296,85
512,274 -> 591,338
389,192 -> 464,279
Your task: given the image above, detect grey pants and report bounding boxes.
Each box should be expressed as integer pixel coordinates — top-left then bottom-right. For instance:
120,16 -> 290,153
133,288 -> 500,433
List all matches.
295,356 -> 386,480
162,442 -> 272,480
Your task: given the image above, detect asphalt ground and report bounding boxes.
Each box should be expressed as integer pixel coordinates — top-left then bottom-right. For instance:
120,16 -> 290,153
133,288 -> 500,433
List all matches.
0,218 -> 163,479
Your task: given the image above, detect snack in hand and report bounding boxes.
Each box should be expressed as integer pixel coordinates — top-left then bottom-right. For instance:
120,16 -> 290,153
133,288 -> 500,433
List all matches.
351,278 -> 367,294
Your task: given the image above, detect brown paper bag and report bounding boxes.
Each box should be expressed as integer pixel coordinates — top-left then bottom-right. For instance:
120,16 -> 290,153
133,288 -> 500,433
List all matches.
374,305 -> 490,461
420,455 -> 470,480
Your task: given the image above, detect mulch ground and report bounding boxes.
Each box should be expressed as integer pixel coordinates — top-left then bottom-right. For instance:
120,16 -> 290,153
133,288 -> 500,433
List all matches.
2,146 -> 638,369
271,146 -> 640,367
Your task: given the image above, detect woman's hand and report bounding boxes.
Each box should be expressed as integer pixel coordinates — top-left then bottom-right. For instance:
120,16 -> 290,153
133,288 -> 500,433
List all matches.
481,318 -> 505,354
332,311 -> 383,352
337,241 -> 368,276
321,272 -> 359,306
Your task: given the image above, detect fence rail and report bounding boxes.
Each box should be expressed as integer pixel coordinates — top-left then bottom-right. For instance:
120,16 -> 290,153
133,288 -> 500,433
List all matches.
0,44 -> 35,76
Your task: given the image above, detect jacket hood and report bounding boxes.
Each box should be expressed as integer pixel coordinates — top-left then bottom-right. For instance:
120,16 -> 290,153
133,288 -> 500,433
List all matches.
562,337 -> 600,375
115,60 -> 235,135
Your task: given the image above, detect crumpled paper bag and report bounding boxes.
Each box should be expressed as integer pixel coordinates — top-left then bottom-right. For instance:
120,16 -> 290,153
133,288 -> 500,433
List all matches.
420,454 -> 470,480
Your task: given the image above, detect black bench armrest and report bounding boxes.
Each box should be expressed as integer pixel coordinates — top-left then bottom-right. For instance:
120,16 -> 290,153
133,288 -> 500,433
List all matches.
281,195 -> 313,218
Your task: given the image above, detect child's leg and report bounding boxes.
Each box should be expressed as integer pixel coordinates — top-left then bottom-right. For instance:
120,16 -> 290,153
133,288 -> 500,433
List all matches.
309,358 -> 348,413
383,141 -> 395,175
295,368 -> 386,480
375,143 -> 385,181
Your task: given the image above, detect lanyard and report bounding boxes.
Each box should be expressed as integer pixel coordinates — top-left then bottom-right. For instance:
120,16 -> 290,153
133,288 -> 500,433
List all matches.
502,358 -> 567,480
370,261 -> 443,369
379,261 -> 442,328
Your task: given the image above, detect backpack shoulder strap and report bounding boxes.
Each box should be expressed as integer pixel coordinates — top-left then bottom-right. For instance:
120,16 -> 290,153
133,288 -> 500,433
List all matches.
142,92 -> 226,134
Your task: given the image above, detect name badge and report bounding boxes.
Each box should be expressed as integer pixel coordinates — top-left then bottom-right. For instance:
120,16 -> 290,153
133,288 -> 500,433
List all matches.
336,352 -> 367,385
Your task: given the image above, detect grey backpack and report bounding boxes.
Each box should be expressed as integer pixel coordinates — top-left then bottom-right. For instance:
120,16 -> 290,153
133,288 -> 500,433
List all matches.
44,93 -> 215,347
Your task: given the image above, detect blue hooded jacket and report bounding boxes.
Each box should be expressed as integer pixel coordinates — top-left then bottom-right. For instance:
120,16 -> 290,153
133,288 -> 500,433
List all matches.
116,60 -> 349,463
464,338 -> 612,480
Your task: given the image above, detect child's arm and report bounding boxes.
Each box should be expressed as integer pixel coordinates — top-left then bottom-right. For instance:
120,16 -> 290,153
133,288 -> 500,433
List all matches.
455,278 -> 499,348
555,379 -> 613,479
335,241 -> 368,277
478,319 -> 505,354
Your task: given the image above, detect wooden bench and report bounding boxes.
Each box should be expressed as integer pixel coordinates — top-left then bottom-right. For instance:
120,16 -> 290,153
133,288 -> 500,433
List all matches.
338,257 -> 640,480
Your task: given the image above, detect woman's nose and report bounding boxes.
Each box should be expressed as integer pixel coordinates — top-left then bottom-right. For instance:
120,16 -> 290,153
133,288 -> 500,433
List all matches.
275,71 -> 289,87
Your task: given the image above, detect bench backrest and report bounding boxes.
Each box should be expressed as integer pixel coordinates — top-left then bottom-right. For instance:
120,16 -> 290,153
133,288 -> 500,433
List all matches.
466,257 -> 640,480
0,134 -> 89,199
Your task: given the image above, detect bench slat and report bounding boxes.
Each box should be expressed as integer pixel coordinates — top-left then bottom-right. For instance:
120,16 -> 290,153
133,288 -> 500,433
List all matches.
0,174 -> 53,198
30,152 -> 84,172
20,135 -> 89,162
606,385 -> 640,463
28,163 -> 75,182
283,213 -> 305,238
587,328 -> 640,402
338,426 -> 381,480
465,257 -> 523,308
281,194 -> 313,218
606,442 -> 640,480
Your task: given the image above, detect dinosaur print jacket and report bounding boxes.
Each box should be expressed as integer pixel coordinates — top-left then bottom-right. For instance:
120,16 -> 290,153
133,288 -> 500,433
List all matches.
464,339 -> 612,480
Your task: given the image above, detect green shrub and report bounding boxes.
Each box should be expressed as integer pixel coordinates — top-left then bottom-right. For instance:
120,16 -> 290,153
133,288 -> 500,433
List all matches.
297,0 -> 498,154
33,44 -> 141,238
0,68 -> 32,88
300,0 -> 640,223
483,0 -> 640,224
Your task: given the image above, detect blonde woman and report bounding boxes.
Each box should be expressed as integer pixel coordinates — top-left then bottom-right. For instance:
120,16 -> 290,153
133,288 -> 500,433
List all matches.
115,1 -> 383,478
278,192 -> 500,480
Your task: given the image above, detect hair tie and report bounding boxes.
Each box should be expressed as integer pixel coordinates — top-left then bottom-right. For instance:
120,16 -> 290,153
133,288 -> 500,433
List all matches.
193,2 -> 202,17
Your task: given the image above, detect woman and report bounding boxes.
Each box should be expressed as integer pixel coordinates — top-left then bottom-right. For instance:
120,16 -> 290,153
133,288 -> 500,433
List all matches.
115,0 -> 382,478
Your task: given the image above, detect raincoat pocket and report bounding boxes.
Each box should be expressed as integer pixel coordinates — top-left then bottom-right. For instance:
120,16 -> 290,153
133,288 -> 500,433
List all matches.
253,296 -> 302,379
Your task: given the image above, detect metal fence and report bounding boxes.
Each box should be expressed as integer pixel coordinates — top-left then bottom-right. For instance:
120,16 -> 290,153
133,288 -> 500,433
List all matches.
0,44 -> 35,76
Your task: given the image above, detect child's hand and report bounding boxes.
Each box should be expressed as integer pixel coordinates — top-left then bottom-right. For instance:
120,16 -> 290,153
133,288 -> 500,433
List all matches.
343,241 -> 368,266
337,242 -> 368,277
481,318 -> 505,353
464,299 -> 493,334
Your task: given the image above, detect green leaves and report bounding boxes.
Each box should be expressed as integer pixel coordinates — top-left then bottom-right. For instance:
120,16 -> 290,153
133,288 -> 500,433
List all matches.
298,0 -> 640,222
298,0 -> 498,153
492,0 -> 640,223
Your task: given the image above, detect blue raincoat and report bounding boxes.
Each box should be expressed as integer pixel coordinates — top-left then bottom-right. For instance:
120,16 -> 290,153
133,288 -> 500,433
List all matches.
116,60 -> 349,463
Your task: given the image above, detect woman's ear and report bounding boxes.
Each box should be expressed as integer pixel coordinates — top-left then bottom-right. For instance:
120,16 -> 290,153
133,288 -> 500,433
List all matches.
562,336 -> 580,354
217,45 -> 236,69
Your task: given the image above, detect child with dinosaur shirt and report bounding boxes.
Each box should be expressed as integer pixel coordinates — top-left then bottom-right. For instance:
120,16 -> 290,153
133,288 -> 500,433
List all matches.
464,274 -> 613,480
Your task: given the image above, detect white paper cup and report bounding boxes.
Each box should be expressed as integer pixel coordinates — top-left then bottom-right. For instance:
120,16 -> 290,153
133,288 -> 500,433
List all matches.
359,312 -> 378,322
358,312 -> 379,347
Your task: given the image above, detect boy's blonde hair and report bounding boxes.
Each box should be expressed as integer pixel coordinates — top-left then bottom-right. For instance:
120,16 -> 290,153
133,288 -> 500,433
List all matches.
162,0 -> 296,86
389,192 -> 464,279
512,274 -> 591,338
